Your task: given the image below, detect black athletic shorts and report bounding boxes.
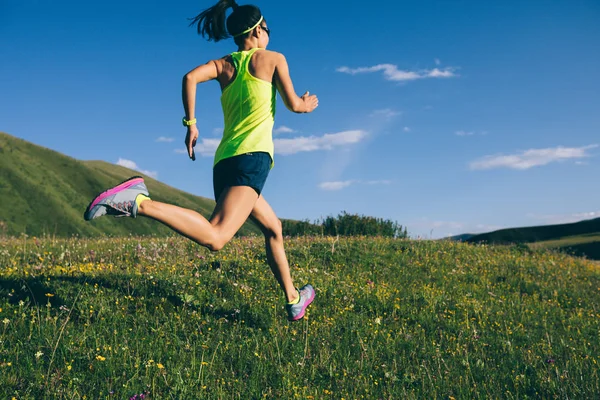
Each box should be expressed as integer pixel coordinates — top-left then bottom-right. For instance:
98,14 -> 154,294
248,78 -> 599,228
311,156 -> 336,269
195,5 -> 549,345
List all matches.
213,152 -> 271,201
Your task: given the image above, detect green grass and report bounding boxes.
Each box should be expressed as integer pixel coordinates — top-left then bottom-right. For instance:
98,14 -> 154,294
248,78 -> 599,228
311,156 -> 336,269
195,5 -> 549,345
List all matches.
1,236 -> 599,399
528,234 -> 600,261
528,234 -> 600,249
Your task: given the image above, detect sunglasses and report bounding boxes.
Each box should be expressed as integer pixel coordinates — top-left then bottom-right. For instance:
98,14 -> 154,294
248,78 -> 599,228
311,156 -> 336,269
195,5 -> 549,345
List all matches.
261,25 -> 270,37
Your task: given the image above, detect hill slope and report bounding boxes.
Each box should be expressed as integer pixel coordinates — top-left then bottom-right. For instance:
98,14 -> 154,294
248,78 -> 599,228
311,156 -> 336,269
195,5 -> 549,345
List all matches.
466,217 -> 600,244
444,233 -> 476,242
466,217 -> 600,260
0,132 -> 261,237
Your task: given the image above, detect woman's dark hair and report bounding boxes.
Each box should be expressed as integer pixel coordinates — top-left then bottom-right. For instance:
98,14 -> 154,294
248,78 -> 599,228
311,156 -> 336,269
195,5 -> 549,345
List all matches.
189,0 -> 263,43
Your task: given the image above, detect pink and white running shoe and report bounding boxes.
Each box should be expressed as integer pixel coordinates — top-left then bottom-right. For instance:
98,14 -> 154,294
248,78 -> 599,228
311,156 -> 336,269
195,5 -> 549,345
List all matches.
286,284 -> 316,321
84,176 -> 149,220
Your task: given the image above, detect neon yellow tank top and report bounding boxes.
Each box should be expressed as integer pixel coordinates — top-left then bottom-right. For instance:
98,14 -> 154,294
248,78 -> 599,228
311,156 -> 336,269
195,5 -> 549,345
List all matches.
214,47 -> 276,167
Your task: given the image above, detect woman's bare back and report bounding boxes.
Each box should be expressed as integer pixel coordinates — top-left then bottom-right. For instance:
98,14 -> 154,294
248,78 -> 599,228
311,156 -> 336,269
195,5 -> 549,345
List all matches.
215,49 -> 279,91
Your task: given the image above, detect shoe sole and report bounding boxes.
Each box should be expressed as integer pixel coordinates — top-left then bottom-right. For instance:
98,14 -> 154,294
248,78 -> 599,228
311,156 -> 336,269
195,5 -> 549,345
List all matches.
84,176 -> 144,218
288,290 -> 315,321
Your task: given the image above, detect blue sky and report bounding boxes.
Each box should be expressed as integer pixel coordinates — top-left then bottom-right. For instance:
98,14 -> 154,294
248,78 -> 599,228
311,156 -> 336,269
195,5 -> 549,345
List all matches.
1,0 -> 599,238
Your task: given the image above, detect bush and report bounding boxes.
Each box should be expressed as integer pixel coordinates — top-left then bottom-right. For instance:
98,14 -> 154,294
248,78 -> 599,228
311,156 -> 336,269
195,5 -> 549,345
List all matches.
280,219 -> 323,237
281,211 -> 407,238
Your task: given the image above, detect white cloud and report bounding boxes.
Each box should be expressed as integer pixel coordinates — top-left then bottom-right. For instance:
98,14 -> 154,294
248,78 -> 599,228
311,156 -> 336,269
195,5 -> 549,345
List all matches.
173,131 -> 368,158
408,219 -> 466,239
319,179 -> 391,191
456,130 -> 487,137
319,180 -> 355,191
116,158 -> 137,170
474,223 -> 504,232
370,108 -> 401,119
408,218 -> 504,239
197,139 -> 220,156
435,58 -> 441,65
432,221 -> 465,230
116,158 -> 158,178
428,68 -> 455,78
156,136 -> 175,143
336,63 -> 458,82
212,128 -> 224,136
403,127 -> 411,132
365,180 -> 391,185
174,138 -> 220,157
470,144 -> 598,170
575,211 -> 599,218
527,210 -> 600,225
274,125 -> 297,134
275,130 -> 368,155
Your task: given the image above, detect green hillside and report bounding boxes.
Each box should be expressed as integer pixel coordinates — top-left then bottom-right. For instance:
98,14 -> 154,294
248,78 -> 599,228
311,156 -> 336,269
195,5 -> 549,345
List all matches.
528,234 -> 600,261
444,233 -> 476,242
0,132 -> 261,237
466,217 -> 600,244
466,218 -> 600,260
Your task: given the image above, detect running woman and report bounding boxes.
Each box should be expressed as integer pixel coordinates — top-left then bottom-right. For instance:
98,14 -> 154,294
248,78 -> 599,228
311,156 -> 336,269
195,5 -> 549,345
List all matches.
84,0 -> 318,321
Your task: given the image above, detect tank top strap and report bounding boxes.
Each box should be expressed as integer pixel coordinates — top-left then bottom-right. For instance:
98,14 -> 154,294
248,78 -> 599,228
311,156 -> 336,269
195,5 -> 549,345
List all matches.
230,47 -> 262,77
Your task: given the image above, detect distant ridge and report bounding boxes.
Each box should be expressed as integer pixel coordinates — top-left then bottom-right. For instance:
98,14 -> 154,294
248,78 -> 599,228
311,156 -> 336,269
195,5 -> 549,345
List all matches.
465,217 -> 600,260
0,131 -> 261,237
466,217 -> 600,244
443,233 -> 475,242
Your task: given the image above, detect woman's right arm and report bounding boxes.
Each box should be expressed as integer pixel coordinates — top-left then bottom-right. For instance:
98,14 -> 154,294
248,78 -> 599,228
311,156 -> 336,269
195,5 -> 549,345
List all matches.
273,53 -> 319,113
182,60 -> 219,160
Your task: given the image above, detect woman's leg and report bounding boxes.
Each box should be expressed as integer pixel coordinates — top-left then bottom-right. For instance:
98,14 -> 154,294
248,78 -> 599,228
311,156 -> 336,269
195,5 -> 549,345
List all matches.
249,196 -> 298,303
137,186 -> 259,251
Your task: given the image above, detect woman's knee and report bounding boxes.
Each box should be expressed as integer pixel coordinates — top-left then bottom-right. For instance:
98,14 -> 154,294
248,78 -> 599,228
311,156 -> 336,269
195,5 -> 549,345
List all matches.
262,218 -> 283,240
207,240 -> 225,252
204,231 -> 229,252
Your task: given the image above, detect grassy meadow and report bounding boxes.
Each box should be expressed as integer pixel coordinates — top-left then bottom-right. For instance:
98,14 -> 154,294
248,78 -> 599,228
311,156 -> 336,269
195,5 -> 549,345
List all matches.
527,234 -> 600,262
0,235 -> 598,399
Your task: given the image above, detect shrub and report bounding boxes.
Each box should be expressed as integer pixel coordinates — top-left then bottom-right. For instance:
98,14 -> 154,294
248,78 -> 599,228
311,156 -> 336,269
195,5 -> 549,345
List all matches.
281,211 -> 407,238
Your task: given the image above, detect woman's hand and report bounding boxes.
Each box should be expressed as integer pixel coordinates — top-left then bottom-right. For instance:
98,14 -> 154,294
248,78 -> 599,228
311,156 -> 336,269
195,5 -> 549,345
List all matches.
185,125 -> 199,161
274,54 -> 320,114
301,91 -> 319,113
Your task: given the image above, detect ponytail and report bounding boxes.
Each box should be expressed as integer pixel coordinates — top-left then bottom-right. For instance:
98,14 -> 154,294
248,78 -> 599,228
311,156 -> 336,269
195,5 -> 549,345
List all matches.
189,1 -> 263,43
189,0 -> 238,42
